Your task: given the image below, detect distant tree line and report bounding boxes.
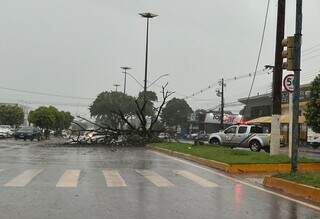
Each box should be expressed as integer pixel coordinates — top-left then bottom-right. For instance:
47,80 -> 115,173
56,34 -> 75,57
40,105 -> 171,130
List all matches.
0,104 -> 24,127
28,106 -> 74,132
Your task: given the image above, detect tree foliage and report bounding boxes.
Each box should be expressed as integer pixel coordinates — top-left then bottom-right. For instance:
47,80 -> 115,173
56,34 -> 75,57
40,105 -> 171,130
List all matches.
0,105 -> 24,126
28,106 -> 74,130
137,91 -> 158,116
161,98 -> 193,129
194,109 -> 207,122
305,74 -> 320,133
89,84 -> 173,139
90,91 -> 136,129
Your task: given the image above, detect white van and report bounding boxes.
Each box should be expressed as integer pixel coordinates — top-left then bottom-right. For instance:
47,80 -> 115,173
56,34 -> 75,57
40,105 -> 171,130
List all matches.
307,128 -> 320,149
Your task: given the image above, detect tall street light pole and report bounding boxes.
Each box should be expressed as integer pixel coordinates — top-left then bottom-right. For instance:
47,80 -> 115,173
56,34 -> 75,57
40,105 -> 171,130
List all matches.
121,66 -> 131,94
113,84 -> 120,92
139,12 -> 158,96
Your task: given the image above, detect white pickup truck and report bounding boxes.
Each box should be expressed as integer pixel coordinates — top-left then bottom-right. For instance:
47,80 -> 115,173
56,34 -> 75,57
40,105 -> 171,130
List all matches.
209,125 -> 270,152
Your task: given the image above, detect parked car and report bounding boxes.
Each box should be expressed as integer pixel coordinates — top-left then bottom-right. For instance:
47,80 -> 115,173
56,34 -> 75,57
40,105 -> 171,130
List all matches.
208,125 -> 270,152
307,128 -> 320,149
158,133 -> 170,139
14,127 -> 42,141
0,127 -> 14,138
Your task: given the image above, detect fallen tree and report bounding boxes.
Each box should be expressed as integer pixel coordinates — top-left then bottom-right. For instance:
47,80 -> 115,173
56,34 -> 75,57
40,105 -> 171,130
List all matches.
67,84 -> 173,146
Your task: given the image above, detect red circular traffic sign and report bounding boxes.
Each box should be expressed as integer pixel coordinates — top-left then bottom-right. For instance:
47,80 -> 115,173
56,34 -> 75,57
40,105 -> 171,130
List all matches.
283,74 -> 294,93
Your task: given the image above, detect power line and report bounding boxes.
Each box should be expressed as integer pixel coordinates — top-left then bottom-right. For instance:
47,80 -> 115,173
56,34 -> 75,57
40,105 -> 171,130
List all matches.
183,68 -> 268,100
244,0 -> 270,114
0,85 -> 94,100
302,42 -> 320,53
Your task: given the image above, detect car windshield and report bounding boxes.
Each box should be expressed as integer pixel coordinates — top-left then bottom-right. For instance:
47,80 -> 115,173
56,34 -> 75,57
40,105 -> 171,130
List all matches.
19,127 -> 33,132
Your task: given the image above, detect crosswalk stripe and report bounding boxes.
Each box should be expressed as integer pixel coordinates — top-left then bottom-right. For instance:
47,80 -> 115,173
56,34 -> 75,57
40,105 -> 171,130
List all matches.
136,170 -> 174,187
103,170 -> 127,187
4,169 -> 43,187
56,170 -> 80,188
174,170 -> 218,187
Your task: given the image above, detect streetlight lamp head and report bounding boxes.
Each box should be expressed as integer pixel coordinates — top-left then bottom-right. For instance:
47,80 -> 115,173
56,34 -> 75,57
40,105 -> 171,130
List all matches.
121,66 -> 131,70
139,12 -> 158,18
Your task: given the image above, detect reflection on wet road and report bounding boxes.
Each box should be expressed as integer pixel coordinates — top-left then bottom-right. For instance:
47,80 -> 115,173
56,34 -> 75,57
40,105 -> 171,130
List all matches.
0,139 -> 319,219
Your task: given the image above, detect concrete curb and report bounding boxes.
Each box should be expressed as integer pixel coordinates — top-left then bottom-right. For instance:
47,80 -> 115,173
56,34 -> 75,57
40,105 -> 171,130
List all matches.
147,145 -> 320,174
263,176 -> 320,203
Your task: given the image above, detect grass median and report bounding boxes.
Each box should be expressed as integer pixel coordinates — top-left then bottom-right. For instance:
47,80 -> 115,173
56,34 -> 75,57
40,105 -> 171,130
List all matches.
275,172 -> 320,188
150,142 -> 319,165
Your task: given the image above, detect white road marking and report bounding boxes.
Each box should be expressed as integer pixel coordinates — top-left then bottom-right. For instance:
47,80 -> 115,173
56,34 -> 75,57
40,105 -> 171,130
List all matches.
150,150 -> 320,212
4,169 -> 43,187
103,170 -> 127,187
136,170 -> 174,187
174,170 -> 218,187
56,170 -> 80,188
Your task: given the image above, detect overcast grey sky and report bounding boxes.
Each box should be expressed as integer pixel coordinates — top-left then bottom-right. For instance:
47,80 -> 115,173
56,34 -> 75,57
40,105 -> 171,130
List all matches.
0,0 -> 320,117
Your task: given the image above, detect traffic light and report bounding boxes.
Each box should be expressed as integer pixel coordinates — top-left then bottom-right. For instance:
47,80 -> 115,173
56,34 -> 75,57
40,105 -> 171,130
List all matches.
282,36 -> 295,71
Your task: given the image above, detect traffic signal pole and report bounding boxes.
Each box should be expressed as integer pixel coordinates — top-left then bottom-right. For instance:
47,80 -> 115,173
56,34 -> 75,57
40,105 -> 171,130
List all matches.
270,0 -> 286,155
291,0 -> 303,172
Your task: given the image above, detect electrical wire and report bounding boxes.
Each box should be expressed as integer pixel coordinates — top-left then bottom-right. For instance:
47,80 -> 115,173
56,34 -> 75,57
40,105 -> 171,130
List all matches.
0,85 -> 94,100
243,0 -> 270,115
183,69 -> 268,100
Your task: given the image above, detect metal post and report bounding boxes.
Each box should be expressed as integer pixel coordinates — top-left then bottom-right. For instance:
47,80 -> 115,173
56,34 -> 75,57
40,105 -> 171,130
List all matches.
121,67 -> 131,95
288,93 -> 293,157
144,18 -> 149,94
124,70 -> 127,94
271,0 -> 286,155
113,84 -> 120,92
220,78 -> 224,130
291,0 -> 303,173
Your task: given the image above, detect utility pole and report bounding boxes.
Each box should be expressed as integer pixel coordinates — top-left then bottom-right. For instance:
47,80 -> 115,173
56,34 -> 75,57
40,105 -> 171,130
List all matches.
291,0 -> 303,173
121,66 -> 131,95
113,84 -> 120,92
271,0 -> 286,155
216,78 -> 225,130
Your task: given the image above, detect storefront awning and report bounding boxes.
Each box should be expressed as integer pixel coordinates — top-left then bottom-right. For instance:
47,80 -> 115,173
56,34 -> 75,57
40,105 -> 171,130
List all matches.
246,115 -> 305,124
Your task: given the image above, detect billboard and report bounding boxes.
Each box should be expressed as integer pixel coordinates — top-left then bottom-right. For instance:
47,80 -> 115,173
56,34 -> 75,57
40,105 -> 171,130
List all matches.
205,112 -> 242,125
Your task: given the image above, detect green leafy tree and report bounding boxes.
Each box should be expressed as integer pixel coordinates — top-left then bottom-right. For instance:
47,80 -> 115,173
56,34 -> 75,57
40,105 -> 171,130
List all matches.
90,91 -> 136,129
137,91 -> 158,116
0,105 -> 24,126
28,106 -> 56,129
60,111 -> 74,130
305,74 -> 320,133
161,98 -> 193,129
28,106 -> 74,131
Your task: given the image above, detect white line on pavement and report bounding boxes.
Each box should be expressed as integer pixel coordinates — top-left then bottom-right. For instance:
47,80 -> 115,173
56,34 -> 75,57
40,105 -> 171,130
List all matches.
150,150 -> 320,212
136,170 -> 174,187
103,170 -> 127,187
4,169 -> 43,187
174,170 -> 218,187
56,170 -> 80,188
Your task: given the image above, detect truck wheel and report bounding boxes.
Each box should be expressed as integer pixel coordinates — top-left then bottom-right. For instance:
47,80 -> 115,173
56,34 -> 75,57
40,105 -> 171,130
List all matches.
210,138 -> 220,145
249,140 -> 261,152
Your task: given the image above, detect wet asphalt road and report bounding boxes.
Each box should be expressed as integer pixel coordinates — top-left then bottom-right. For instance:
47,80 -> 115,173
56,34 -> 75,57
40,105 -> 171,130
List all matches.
0,139 -> 319,219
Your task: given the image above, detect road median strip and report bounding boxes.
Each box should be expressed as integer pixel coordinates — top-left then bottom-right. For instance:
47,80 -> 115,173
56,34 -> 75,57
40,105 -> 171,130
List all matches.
147,143 -> 320,174
263,175 -> 320,203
